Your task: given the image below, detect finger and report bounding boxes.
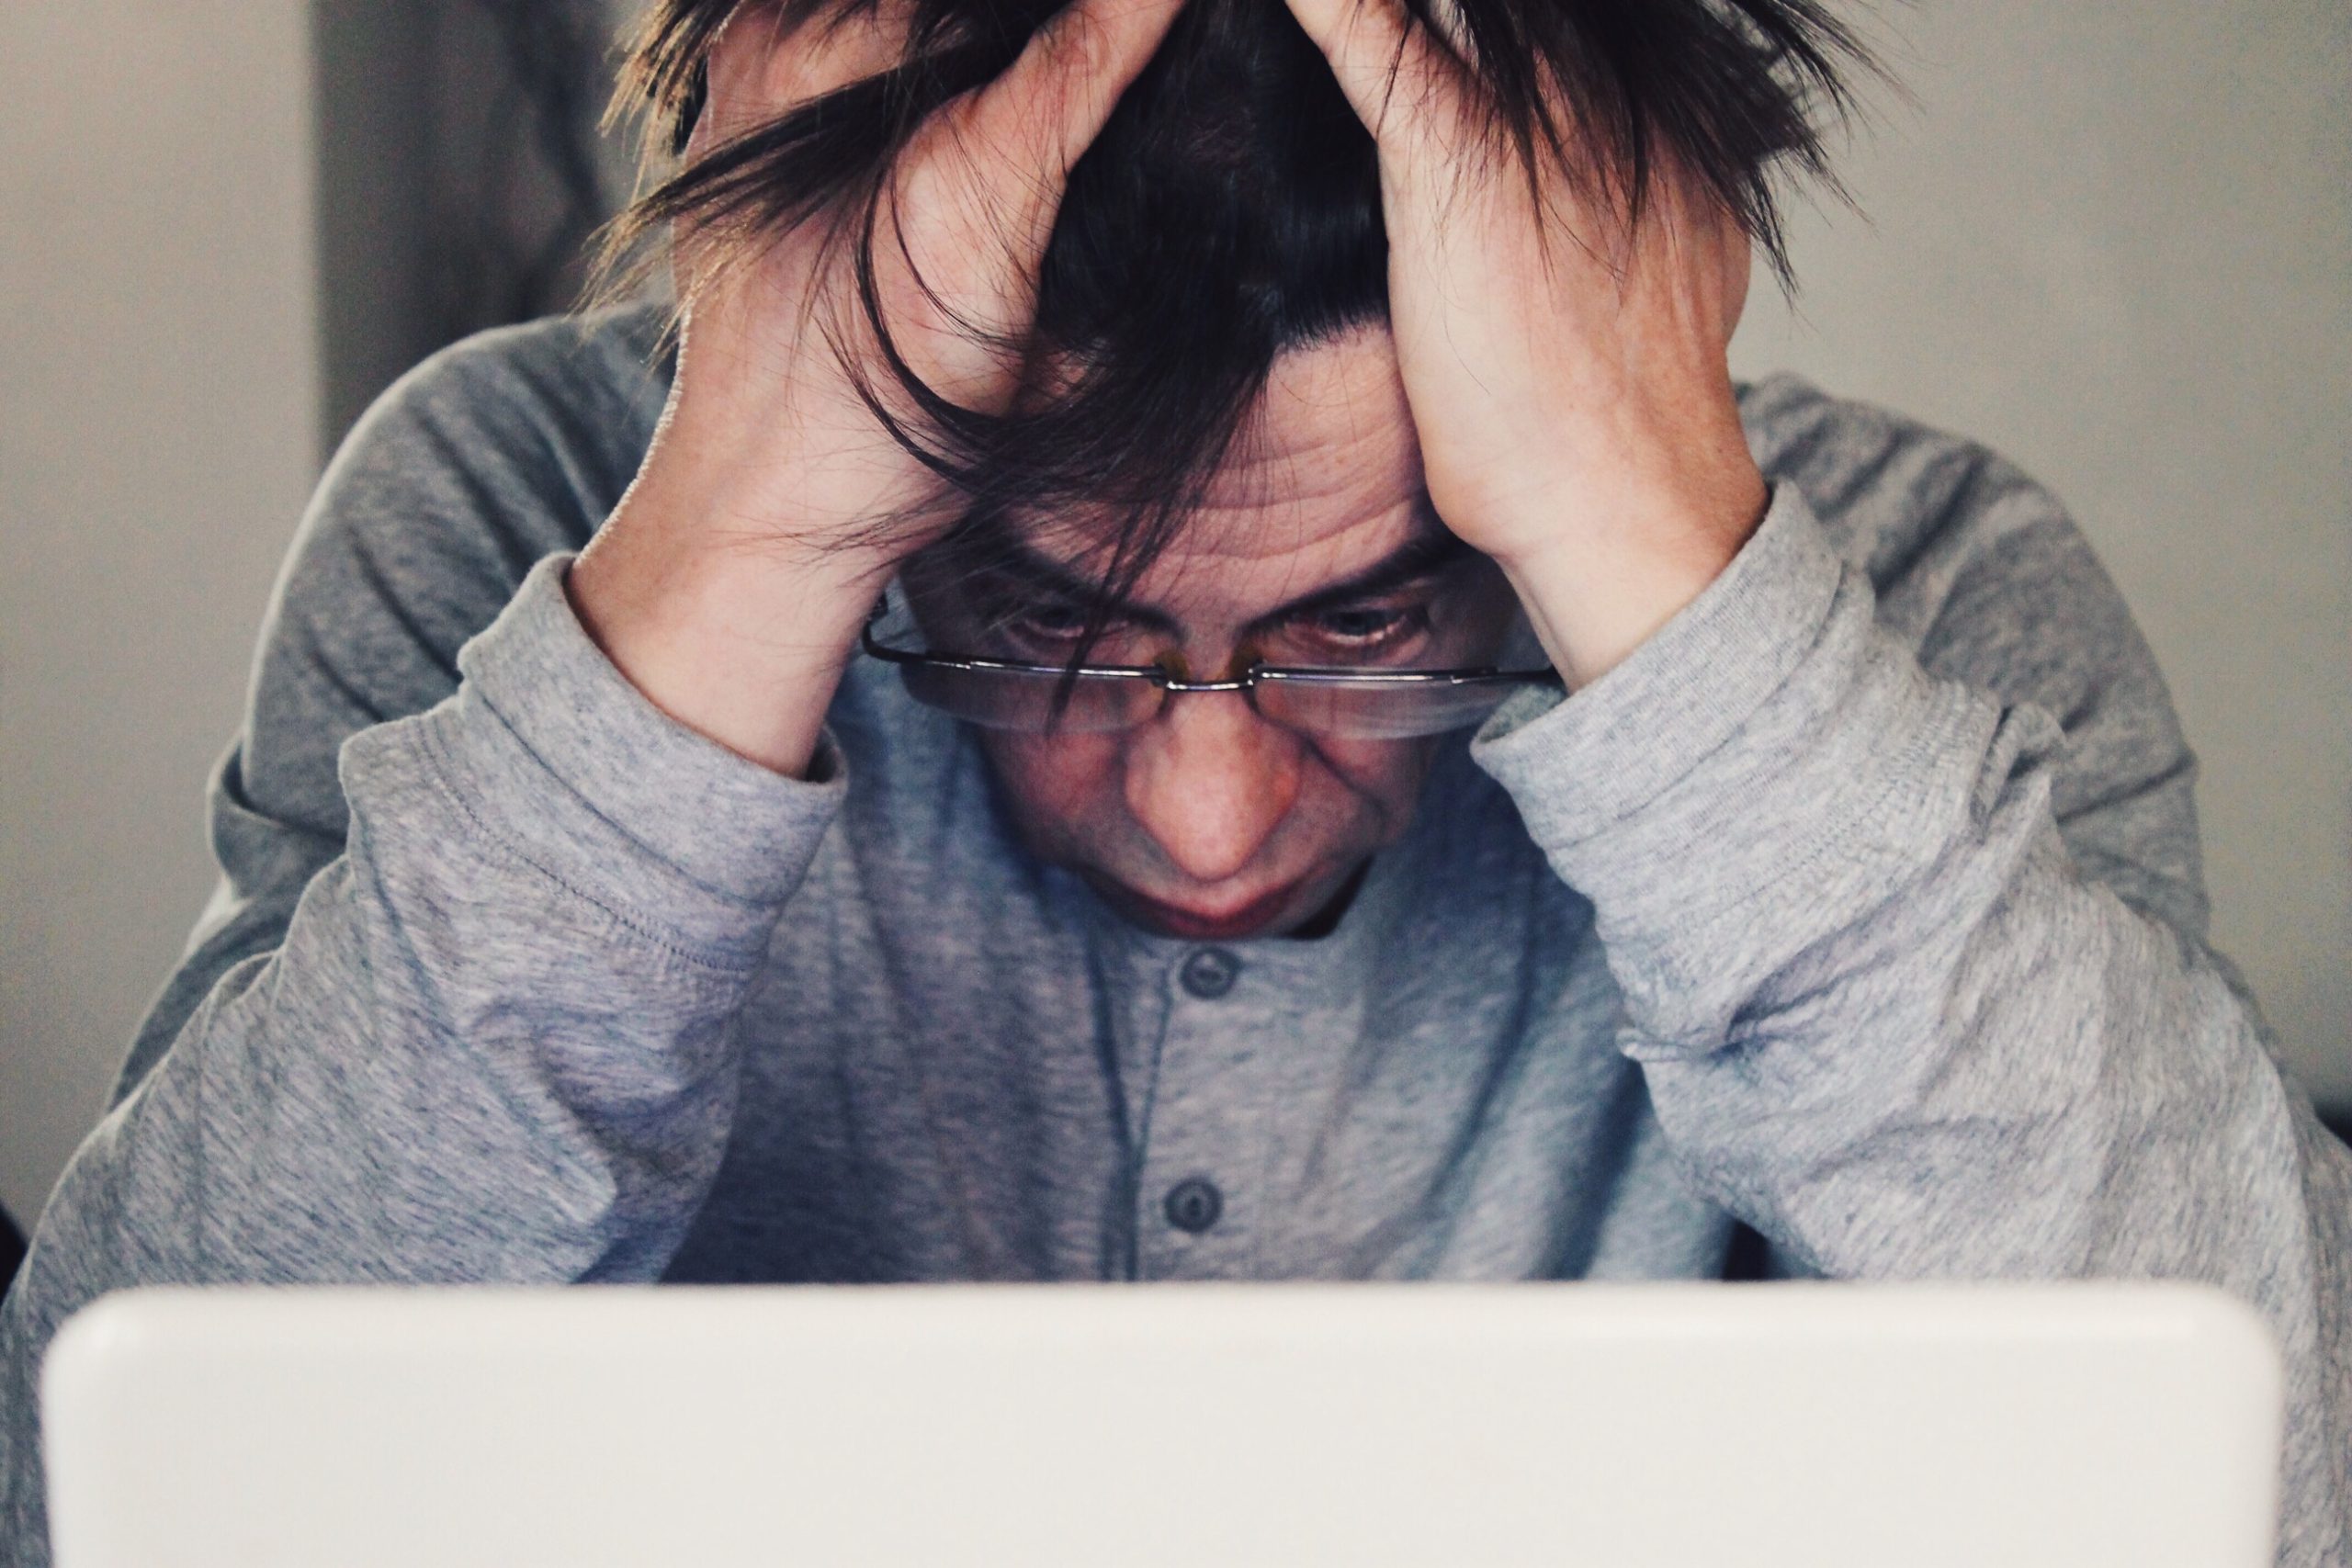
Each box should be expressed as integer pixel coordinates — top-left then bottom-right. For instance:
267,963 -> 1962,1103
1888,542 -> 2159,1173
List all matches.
1713,210 -> 1753,349
1274,0 -> 1456,152
961,0 -> 1189,177
1628,152 -> 1755,340
695,0 -> 914,154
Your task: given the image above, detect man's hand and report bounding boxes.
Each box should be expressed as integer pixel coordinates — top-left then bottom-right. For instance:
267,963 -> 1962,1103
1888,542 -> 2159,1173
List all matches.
571,0 -> 1183,776
1275,0 -> 1770,688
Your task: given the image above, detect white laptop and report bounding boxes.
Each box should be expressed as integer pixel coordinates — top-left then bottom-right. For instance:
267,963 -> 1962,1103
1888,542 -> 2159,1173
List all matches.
41,1282 -> 2281,1568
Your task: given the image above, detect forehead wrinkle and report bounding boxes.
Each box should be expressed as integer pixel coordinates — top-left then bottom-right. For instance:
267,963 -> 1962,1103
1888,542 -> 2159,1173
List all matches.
1000,329 -> 1429,622
1158,349 -> 1420,585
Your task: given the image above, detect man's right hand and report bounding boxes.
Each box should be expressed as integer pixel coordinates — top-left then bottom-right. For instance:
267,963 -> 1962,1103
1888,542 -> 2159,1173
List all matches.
569,0 -> 1182,777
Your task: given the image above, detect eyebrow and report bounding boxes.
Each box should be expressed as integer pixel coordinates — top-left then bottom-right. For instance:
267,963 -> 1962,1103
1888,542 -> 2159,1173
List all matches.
968,503 -> 1477,633
1274,525 -> 1478,621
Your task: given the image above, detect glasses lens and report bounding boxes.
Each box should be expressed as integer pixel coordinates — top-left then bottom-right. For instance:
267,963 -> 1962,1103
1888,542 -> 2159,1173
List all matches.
1251,676 -> 1525,739
898,662 -> 1161,734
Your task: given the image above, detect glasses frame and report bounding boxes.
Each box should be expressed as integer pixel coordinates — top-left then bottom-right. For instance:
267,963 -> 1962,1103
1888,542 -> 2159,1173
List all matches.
859,610 -> 1563,731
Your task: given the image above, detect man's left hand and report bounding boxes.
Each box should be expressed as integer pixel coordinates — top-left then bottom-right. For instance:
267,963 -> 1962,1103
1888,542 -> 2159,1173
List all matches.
1277,0 -> 1771,687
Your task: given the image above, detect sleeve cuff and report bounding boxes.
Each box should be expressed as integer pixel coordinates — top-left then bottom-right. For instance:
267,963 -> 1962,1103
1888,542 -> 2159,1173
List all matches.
404,554 -> 848,964
1471,485 -> 2005,1043
1472,482 -> 1846,845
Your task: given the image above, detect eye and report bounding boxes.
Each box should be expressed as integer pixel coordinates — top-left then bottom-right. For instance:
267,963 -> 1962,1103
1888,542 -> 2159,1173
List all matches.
1002,602 -> 1091,645
1310,606 -> 1409,642
1295,603 -> 1428,652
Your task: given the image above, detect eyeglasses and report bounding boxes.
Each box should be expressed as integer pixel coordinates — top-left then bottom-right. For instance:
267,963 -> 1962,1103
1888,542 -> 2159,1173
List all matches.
861,615 -> 1561,739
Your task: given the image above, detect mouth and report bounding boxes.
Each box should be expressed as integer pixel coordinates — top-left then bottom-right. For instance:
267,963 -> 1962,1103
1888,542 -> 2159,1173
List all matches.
1114,878 -> 1308,942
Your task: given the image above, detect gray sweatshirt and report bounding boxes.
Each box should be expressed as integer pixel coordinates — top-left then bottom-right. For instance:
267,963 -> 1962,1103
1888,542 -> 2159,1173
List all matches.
4,307 -> 2347,1564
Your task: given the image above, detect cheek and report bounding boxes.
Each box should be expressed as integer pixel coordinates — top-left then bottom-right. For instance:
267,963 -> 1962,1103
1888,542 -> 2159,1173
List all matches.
1298,734 -> 1442,844
976,730 -> 1124,856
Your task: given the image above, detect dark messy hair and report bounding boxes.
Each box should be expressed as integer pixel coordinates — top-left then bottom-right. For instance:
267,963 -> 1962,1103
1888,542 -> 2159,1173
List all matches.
598,0 -> 1872,637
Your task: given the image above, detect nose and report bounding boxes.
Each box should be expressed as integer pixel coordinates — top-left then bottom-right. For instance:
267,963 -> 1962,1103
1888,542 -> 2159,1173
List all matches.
1122,688 -> 1303,886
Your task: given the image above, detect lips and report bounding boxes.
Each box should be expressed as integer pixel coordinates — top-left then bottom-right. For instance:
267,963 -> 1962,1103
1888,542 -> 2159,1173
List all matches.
1117,879 -> 1306,942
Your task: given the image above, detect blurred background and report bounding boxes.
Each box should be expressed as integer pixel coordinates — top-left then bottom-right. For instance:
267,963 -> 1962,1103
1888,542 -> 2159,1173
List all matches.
0,0 -> 2346,1232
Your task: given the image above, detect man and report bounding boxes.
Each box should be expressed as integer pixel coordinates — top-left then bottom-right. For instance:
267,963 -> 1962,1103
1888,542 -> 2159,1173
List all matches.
5,0 -> 2348,1562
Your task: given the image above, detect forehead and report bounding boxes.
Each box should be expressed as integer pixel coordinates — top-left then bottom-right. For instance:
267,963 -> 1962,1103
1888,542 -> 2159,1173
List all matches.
1012,327 -> 1430,615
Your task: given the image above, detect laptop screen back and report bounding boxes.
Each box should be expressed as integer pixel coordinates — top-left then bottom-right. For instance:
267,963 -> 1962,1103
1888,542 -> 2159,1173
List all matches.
40,1282 -> 2281,1568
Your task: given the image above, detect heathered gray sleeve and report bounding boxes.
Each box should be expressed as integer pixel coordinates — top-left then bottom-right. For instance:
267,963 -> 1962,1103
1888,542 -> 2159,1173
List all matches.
1474,476 -> 2352,1565
0,318 -> 846,1563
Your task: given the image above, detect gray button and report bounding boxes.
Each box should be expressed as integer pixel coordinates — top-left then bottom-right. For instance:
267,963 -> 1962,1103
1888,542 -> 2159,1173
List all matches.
1179,948 -> 1240,999
1164,1178 -> 1224,1234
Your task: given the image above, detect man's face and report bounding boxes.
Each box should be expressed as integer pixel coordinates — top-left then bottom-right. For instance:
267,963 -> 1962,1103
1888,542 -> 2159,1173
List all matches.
902,326 -> 1519,942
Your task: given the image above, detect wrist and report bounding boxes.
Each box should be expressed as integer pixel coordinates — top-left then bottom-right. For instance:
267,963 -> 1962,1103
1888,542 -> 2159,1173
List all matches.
569,480 -> 899,779
1492,469 -> 1767,690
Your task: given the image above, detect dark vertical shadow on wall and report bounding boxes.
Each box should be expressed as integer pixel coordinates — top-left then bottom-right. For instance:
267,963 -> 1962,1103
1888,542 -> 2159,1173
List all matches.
309,0 -> 632,462
2,1203 -> 25,1299
311,1 -> 440,461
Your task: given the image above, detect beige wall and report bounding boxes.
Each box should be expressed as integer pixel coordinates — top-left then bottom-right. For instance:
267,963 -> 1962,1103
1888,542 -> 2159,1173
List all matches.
0,1 -> 2344,1227
1731,0 -> 2351,1105
0,3 -> 320,1222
